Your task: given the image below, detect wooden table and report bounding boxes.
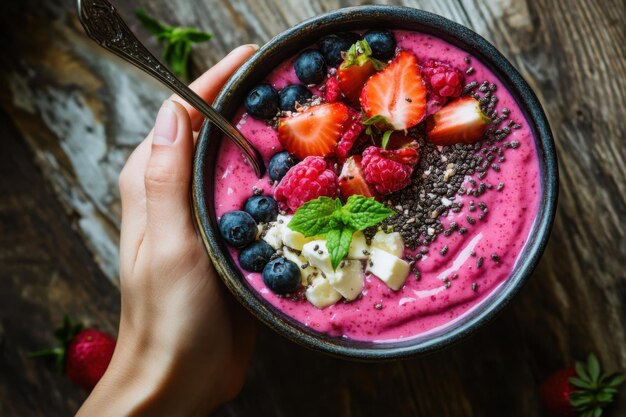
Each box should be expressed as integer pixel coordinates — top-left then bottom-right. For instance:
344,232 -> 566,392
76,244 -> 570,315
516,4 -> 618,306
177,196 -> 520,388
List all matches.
1,0 -> 624,415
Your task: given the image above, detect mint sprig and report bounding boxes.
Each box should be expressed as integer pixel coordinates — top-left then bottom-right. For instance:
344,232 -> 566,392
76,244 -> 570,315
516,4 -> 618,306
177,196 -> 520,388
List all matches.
288,196 -> 394,269
136,9 -> 212,78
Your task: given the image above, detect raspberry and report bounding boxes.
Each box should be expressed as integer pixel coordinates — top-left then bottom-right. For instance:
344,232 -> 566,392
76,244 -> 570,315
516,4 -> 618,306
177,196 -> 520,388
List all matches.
361,146 -> 419,195
274,156 -> 339,212
325,76 -> 341,103
421,60 -> 463,111
336,108 -> 364,158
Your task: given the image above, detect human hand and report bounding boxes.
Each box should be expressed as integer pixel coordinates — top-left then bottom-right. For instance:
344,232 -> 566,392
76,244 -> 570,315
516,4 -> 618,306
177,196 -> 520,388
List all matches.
77,44 -> 258,417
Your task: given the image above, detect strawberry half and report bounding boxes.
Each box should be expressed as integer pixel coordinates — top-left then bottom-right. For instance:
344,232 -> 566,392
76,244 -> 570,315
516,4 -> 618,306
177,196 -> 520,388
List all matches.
339,156 -> 377,199
360,50 -> 426,130
426,97 -> 490,145
278,102 -> 349,160
337,40 -> 385,103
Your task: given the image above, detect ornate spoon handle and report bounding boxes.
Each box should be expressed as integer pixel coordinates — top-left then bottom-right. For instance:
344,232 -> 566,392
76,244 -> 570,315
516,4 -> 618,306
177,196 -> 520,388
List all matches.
77,0 -> 265,177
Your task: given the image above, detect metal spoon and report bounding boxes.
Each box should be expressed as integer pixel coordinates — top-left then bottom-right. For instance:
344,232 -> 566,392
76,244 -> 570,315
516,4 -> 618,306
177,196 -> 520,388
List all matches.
77,0 -> 265,178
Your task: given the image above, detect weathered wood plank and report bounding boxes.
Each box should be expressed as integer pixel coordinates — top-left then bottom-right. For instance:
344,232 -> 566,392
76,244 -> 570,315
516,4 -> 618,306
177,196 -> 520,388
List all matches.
0,0 -> 624,416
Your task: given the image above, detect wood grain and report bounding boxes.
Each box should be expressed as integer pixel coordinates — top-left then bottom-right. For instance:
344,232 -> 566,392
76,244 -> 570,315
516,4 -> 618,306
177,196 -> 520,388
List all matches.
0,0 -> 624,416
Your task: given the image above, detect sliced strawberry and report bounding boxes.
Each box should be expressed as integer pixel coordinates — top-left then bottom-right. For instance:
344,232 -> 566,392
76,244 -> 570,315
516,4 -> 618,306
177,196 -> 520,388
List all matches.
385,132 -> 416,150
426,97 -> 490,145
338,156 -> 377,199
278,102 -> 349,160
360,51 -> 426,130
337,40 -> 385,103
325,76 -> 341,102
336,108 -> 364,158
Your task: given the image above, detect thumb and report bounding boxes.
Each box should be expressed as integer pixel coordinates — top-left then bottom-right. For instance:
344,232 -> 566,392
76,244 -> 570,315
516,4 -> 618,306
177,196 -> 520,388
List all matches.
144,100 -> 195,241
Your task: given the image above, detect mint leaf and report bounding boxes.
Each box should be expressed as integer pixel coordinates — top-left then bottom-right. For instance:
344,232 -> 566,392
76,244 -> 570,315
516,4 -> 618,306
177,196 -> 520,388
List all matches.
288,197 -> 341,237
135,8 -> 170,36
326,227 -> 355,270
343,195 -> 394,230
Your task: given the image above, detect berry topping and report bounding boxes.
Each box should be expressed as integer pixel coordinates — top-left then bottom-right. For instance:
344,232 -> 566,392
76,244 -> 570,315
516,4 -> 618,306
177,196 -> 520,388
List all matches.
244,83 -> 279,119
244,195 -> 278,223
338,155 -> 377,199
274,156 -> 339,212
239,240 -> 275,272
277,102 -> 349,159
219,210 -> 258,248
294,49 -> 327,85
363,30 -> 396,61
324,75 -> 341,103
336,108 -> 364,158
278,84 -> 313,112
262,257 -> 301,294
360,51 -> 426,130
361,146 -> 419,195
426,97 -> 490,145
317,32 -> 361,67
421,59 -> 464,111
337,40 -> 385,103
268,151 -> 297,182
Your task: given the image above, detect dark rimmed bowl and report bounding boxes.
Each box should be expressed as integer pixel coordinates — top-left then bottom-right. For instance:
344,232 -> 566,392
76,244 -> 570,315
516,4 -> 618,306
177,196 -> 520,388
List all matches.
192,5 -> 558,360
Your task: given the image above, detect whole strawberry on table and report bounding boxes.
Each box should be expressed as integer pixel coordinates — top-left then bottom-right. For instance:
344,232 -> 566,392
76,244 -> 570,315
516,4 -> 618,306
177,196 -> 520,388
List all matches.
30,315 -> 116,390
540,354 -> 624,417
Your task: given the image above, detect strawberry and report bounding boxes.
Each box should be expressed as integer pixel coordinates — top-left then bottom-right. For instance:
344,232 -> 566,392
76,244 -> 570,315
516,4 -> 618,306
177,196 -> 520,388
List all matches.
278,102 -> 349,160
30,315 -> 116,390
426,96 -> 490,145
360,50 -> 427,131
339,155 -> 377,199
337,40 -> 385,103
539,354 -> 624,417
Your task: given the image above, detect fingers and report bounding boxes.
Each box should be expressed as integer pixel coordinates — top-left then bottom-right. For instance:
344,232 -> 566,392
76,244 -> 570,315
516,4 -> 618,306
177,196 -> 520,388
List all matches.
143,100 -> 195,244
170,44 -> 259,131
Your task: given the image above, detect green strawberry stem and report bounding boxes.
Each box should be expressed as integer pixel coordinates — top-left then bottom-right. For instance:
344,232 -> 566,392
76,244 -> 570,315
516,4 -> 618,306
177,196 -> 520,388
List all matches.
569,354 -> 625,417
29,315 -> 83,372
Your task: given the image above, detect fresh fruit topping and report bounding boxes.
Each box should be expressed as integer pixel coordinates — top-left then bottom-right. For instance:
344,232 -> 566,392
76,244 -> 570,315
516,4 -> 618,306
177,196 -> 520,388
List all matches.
385,131 -> 417,150
366,247 -> 410,291
30,316 -> 115,390
288,195 -> 394,269
274,156 -> 339,212
305,276 -> 342,308
421,59 -> 464,113
268,151 -> 297,182
361,145 -> 419,195
239,240 -> 275,272
244,83 -> 279,119
338,156 -> 376,199
317,32 -> 361,67
219,210 -> 258,248
336,108 -> 365,158
539,354 -> 624,417
294,49 -> 327,85
337,40 -> 385,102
363,30 -> 397,61
277,102 -> 349,159
360,51 -> 427,130
278,84 -> 313,112
426,97 -> 490,145
244,195 -> 278,223
262,257 -> 301,294
324,75 -> 341,103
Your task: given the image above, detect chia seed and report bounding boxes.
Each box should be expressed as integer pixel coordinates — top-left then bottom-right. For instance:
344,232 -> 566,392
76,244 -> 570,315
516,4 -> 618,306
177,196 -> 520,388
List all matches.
477,256 -> 483,268
491,254 -> 501,263
440,245 -> 448,256
466,67 -> 475,75
497,182 -> 505,191
375,303 -> 383,310
472,283 -> 478,292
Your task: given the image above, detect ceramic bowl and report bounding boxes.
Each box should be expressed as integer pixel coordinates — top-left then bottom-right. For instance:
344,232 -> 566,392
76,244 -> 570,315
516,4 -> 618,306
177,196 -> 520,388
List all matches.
192,5 -> 558,360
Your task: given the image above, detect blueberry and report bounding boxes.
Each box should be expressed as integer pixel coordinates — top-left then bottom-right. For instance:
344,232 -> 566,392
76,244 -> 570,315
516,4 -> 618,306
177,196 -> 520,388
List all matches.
278,84 -> 313,112
244,195 -> 278,223
219,210 -> 257,248
268,151 -> 297,182
244,83 -> 279,119
262,257 -> 301,294
317,32 -> 361,67
239,241 -> 275,272
294,49 -> 327,85
363,30 -> 396,61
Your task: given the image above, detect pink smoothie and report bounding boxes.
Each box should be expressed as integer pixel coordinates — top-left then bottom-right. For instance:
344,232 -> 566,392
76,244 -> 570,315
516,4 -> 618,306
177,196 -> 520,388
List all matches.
212,30 -> 540,342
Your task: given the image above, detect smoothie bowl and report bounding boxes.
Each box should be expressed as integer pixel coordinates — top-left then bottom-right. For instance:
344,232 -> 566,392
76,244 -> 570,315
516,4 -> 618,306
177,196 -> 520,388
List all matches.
192,6 -> 558,359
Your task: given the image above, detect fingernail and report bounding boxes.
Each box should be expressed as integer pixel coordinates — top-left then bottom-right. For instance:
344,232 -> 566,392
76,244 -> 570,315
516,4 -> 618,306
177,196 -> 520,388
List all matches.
153,100 -> 178,145
228,44 -> 259,57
